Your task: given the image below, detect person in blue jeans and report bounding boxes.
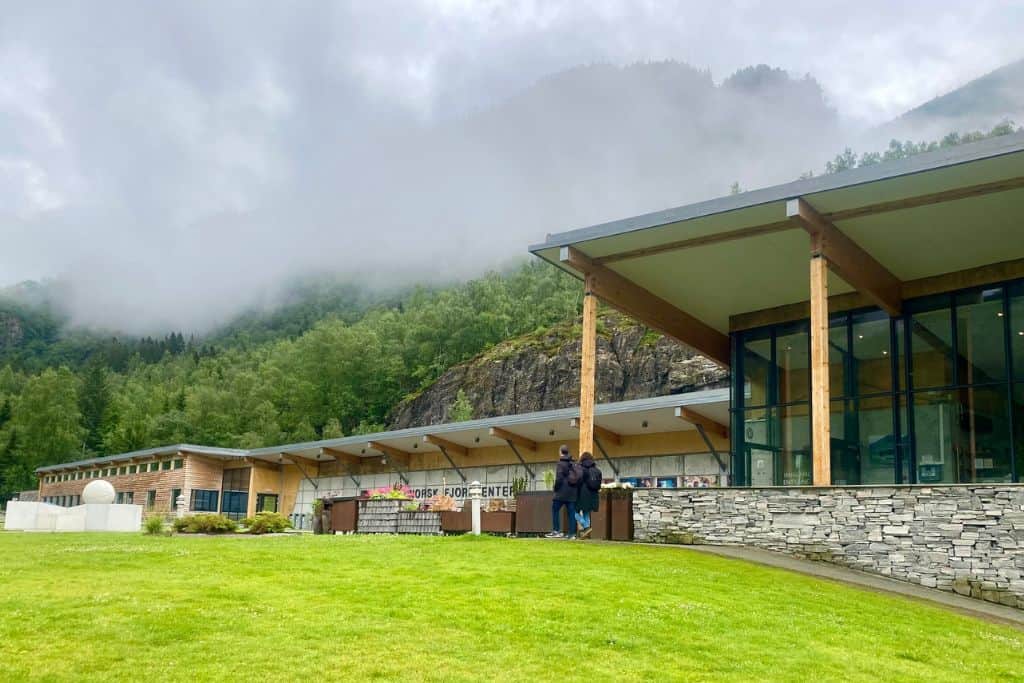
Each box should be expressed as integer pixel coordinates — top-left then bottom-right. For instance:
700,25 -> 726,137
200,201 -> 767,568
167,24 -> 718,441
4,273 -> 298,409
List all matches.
546,445 -> 580,539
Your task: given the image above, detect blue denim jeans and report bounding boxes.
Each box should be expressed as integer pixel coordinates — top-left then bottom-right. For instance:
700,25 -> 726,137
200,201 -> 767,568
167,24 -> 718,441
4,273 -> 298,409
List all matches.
551,499 -> 577,535
576,510 -> 591,529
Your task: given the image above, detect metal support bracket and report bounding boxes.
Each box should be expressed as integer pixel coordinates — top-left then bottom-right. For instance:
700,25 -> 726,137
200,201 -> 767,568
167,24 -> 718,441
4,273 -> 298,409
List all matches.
694,423 -> 728,473
382,453 -> 410,485
437,444 -> 467,482
289,457 -> 319,490
504,440 -> 536,480
593,436 -> 620,477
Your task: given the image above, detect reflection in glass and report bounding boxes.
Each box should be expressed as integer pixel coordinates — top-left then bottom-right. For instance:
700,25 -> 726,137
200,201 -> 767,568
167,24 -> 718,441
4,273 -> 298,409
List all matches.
829,319 -> 847,398
743,333 -> 771,408
955,288 -> 1006,385
852,311 -> 892,395
830,397 -> 896,485
778,404 -> 811,485
910,307 -> 953,389
912,388 -> 1012,483
1011,283 -> 1024,382
776,324 -> 809,404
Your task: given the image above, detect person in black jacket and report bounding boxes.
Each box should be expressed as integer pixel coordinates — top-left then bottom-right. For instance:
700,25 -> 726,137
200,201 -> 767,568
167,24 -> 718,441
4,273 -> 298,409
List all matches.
574,452 -> 602,539
545,445 -> 579,539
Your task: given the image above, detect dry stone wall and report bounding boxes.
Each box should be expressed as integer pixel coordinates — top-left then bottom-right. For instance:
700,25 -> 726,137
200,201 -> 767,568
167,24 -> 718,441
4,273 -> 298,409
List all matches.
633,486 -> 1024,609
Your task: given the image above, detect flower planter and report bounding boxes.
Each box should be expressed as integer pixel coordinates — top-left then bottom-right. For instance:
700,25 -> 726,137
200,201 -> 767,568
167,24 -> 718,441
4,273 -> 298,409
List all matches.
327,497 -> 359,533
357,499 -> 405,534
440,509 -> 516,535
607,490 -> 634,541
588,492 -> 611,540
514,491 -> 572,535
397,510 -> 441,535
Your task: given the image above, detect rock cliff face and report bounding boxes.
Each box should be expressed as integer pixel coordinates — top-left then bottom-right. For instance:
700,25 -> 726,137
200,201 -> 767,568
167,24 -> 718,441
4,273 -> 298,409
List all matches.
386,313 -> 728,429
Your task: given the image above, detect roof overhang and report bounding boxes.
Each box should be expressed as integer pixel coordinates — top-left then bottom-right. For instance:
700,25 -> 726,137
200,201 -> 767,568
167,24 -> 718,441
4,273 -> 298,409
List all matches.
530,132 -> 1024,360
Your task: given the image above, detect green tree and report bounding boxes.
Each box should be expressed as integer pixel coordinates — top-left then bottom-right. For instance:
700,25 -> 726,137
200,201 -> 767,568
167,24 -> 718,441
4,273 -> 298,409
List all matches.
79,359 -> 111,454
448,389 -> 474,422
12,367 -> 84,468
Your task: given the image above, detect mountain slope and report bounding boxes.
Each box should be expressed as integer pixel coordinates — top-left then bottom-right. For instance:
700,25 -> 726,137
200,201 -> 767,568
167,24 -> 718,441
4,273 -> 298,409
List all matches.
386,312 -> 727,429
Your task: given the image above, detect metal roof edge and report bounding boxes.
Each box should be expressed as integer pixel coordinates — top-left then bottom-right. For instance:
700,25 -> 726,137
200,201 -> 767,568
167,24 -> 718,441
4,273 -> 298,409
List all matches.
530,130 -> 1024,250
35,444 -> 249,474
246,388 -> 730,456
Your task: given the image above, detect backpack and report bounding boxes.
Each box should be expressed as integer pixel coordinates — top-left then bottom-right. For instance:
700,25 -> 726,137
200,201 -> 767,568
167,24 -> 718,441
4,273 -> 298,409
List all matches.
567,462 -> 583,486
585,464 -> 603,492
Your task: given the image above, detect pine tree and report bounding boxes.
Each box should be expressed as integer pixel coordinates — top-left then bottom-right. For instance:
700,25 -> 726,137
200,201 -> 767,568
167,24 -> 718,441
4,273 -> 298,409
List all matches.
448,389 -> 474,422
79,359 -> 111,454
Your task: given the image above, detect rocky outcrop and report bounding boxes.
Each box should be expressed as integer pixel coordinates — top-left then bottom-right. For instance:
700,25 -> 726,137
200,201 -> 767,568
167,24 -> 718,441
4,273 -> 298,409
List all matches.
386,313 -> 728,429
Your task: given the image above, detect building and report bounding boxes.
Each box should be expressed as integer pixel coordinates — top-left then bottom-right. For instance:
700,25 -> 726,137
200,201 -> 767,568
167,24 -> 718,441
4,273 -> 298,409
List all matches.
530,132 -> 1024,487
35,391 -> 731,525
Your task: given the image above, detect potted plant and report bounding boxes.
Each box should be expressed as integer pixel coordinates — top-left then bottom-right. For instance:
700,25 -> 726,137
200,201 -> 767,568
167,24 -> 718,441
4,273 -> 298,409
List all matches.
311,498 -> 325,534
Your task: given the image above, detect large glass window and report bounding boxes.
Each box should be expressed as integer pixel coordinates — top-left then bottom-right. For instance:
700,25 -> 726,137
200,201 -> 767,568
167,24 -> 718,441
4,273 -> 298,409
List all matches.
1011,283 -> 1024,382
733,279 -> 1023,486
776,323 -> 810,405
852,311 -> 893,396
955,288 -> 1006,385
909,306 -> 954,389
191,489 -> 219,512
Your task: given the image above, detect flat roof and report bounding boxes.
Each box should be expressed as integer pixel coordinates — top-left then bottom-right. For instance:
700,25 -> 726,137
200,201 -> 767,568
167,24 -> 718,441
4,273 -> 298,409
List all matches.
36,445 -> 249,474
530,132 -> 1024,335
37,389 -> 730,473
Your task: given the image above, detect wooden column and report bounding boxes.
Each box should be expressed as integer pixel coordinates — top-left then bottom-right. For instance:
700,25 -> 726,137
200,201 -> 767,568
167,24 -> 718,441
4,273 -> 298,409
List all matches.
578,275 -> 598,457
809,253 -> 831,486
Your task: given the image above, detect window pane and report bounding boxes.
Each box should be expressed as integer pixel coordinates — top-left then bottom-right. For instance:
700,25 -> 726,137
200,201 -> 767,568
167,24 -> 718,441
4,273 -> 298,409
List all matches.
776,324 -> 809,404
852,311 -> 892,395
1015,384 -> 1024,482
910,308 -> 953,389
778,404 -> 811,486
955,288 -> 1006,385
912,388 -> 1012,483
743,332 -> 771,407
831,396 -> 896,485
743,407 -> 770,447
829,318 -> 847,398
1011,283 -> 1024,382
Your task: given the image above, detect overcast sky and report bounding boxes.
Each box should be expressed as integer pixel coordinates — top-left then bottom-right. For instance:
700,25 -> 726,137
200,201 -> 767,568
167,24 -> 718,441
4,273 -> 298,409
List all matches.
2,1 -> 1022,331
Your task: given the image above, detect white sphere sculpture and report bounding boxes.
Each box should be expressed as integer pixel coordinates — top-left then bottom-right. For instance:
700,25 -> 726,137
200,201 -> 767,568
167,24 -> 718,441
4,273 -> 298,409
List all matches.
82,479 -> 116,505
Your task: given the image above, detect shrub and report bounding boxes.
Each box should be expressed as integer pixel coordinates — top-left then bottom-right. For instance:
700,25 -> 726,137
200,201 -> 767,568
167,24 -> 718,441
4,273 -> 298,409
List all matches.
240,512 -> 292,535
172,513 -> 238,534
143,515 -> 166,535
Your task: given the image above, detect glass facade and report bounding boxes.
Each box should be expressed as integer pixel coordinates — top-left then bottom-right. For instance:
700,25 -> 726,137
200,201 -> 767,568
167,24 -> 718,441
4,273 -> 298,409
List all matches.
732,279 -> 1024,485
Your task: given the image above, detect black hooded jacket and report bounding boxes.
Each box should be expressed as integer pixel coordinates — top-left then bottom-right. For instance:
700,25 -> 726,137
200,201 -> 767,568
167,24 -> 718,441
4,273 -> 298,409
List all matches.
576,453 -> 602,512
552,451 -> 579,502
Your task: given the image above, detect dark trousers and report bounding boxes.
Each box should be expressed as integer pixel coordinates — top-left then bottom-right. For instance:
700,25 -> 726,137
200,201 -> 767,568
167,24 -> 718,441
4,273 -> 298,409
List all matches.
552,499 -> 577,535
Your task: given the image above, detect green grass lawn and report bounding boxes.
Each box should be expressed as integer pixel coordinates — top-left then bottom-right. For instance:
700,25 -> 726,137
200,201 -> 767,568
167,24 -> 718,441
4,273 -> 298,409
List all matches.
0,533 -> 1021,682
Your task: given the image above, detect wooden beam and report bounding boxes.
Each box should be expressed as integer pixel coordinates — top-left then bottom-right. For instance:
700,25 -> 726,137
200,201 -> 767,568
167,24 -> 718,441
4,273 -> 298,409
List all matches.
488,427 -> 537,452
280,452 -> 321,469
787,197 -> 902,316
422,434 -> 468,458
578,274 -> 598,457
367,441 -> 411,468
560,246 -> 731,367
731,255 -> 1024,332
809,253 -> 832,486
594,175 -> 1024,265
319,447 -> 362,468
674,407 -> 728,440
569,418 -> 623,446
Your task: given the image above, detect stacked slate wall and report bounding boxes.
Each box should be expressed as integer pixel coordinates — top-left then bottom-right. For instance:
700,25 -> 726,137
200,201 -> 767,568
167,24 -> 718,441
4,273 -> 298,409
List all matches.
633,486 -> 1024,609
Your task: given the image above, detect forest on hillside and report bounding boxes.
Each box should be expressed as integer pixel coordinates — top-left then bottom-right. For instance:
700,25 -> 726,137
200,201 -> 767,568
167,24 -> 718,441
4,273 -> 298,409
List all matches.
0,262 -> 580,501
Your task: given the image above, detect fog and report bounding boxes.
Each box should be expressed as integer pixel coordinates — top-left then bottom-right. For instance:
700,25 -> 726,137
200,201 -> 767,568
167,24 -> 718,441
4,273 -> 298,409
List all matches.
1,1 -> 1021,333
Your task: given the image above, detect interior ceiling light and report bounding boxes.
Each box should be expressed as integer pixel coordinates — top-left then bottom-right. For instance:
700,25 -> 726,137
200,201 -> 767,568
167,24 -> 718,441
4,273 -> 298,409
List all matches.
997,312 -> 1004,317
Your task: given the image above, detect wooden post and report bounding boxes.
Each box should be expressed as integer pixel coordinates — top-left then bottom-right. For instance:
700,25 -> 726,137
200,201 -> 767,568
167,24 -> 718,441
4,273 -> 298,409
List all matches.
578,275 -> 598,458
809,253 -> 831,486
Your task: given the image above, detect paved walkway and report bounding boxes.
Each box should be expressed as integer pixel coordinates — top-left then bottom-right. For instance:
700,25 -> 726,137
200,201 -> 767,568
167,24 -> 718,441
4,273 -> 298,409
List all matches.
643,543 -> 1024,628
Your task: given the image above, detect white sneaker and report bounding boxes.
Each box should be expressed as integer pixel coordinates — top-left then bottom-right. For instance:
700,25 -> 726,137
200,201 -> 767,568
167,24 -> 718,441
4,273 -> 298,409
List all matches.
544,531 -> 562,539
